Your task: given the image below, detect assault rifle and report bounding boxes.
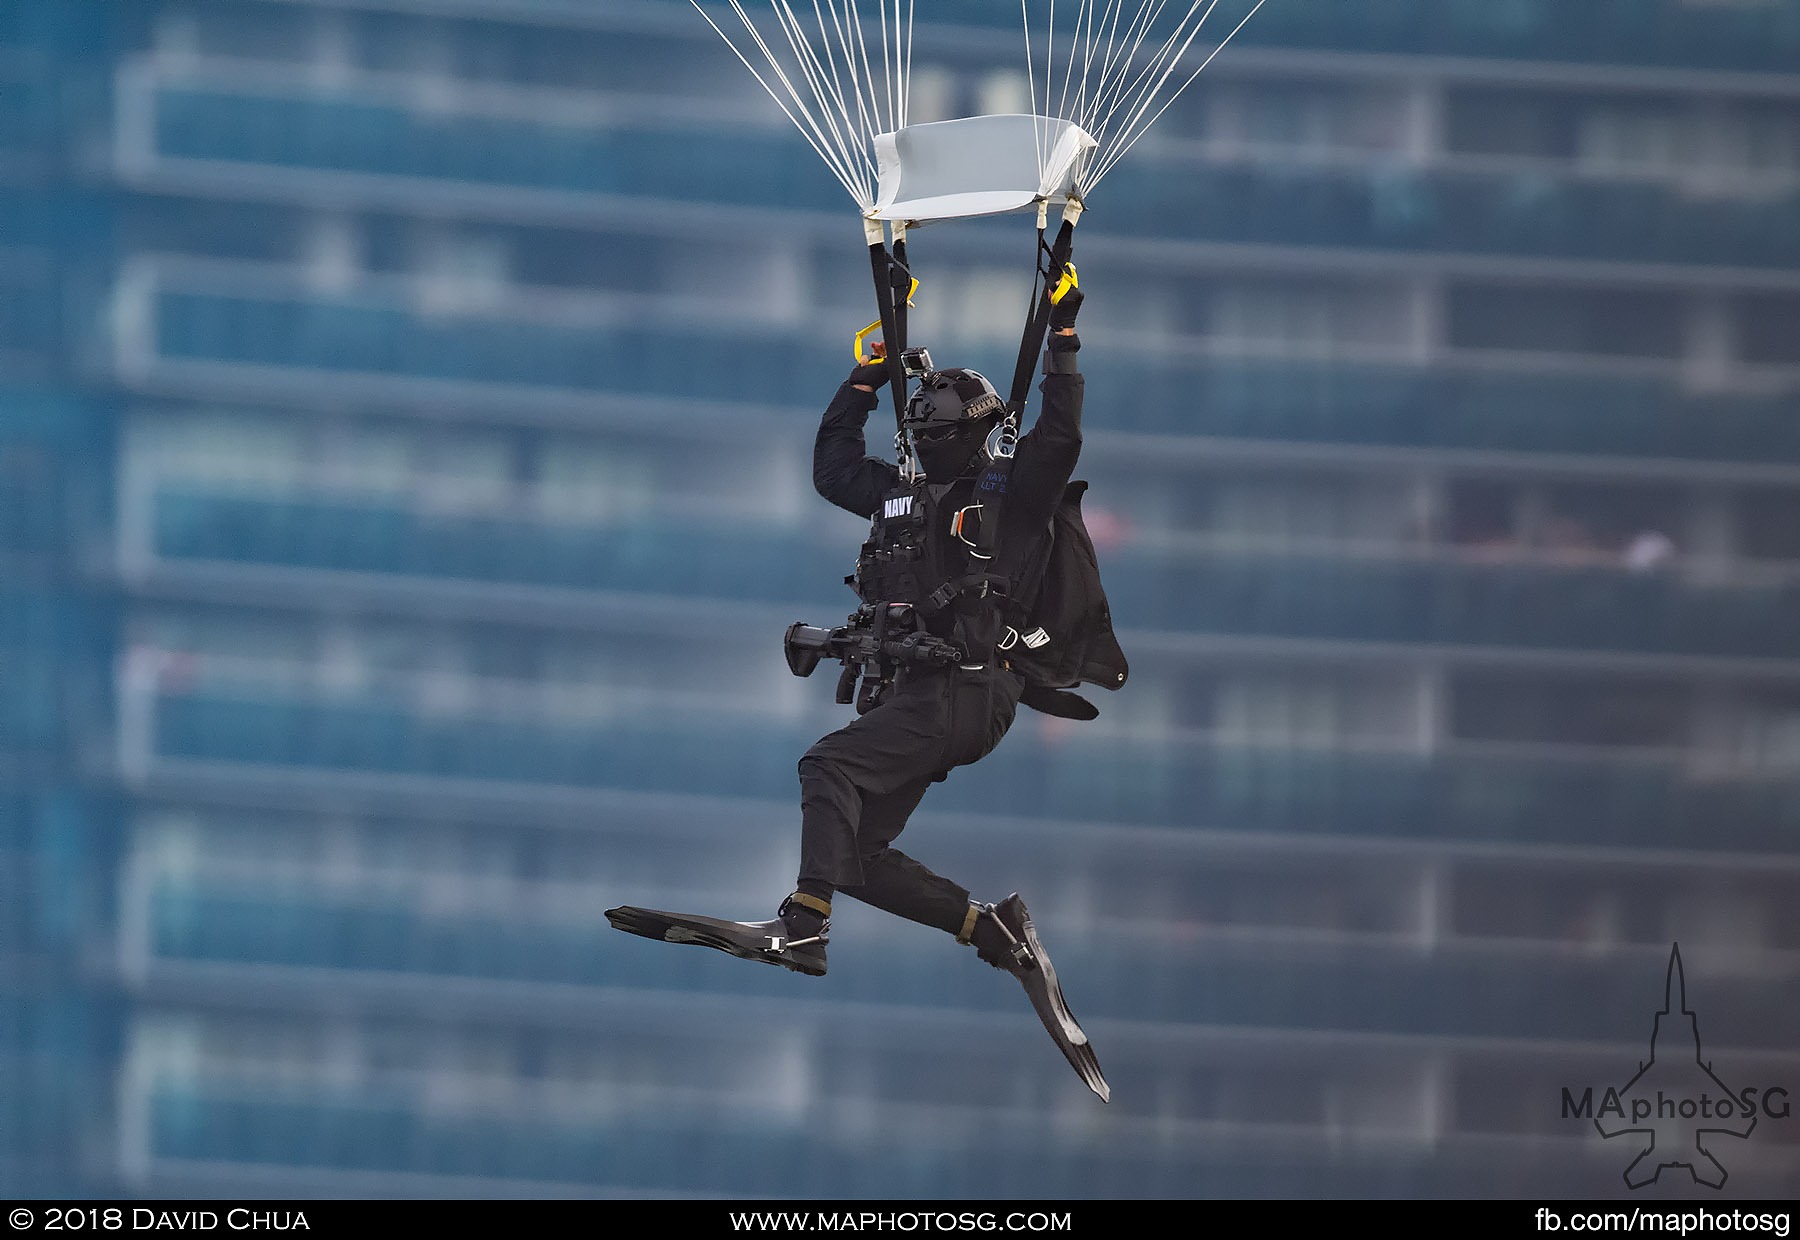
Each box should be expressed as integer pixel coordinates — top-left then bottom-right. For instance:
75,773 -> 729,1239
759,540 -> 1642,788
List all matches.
784,603 -> 964,712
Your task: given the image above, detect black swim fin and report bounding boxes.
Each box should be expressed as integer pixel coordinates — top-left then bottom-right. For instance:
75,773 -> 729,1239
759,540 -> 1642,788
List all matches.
975,894 -> 1110,1103
606,904 -> 827,977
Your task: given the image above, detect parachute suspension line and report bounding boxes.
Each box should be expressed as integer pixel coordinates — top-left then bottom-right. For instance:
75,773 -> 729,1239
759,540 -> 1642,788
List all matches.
770,0 -> 871,197
1011,0 -> 1268,196
893,0 -> 911,131
823,0 -> 881,186
1061,0 -> 1088,128
871,0 -> 909,133
690,0 -> 1266,211
692,3 -> 859,203
1054,0 -> 1094,152
1027,0 -> 1246,197
851,0 -> 906,162
847,3 -> 885,145
824,1 -> 895,193
1069,0 -> 1115,149
890,0 -> 906,132
1070,0 -> 1132,186
694,0 -> 872,207
876,0 -> 893,137
1081,0 -> 1173,151
806,0 -> 858,141
1087,0 -> 1265,188
1021,0 -> 1045,184
687,1 -> 935,212
732,0 -> 868,198
1084,1 -> 1211,164
1058,0 -> 1101,148
1087,0 -> 1151,125
1078,0 -> 1139,186
903,0 -> 915,130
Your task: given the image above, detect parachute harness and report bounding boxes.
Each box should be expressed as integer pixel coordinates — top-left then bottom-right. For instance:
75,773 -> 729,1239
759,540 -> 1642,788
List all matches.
987,409 -> 1020,463
895,426 -> 921,485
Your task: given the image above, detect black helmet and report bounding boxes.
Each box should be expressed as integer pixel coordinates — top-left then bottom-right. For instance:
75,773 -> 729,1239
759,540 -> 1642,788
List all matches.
904,368 -> 1004,432
902,367 -> 1006,481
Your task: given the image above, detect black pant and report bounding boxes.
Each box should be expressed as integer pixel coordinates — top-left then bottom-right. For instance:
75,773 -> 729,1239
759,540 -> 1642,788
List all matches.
796,663 -> 1024,935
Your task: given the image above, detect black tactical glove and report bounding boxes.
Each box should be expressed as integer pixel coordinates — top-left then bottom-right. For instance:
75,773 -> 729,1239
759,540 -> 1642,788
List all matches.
1049,282 -> 1083,332
849,361 -> 891,390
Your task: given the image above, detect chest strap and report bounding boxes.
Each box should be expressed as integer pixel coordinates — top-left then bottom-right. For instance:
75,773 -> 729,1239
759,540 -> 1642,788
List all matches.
922,571 -> 1013,616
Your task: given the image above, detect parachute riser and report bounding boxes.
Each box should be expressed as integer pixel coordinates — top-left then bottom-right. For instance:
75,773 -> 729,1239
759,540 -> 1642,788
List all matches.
1007,205 -> 1079,422
862,198 -> 1073,477
864,222 -> 913,440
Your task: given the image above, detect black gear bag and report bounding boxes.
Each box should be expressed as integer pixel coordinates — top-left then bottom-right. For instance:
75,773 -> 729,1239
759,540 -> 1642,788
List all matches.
1002,479 -> 1129,721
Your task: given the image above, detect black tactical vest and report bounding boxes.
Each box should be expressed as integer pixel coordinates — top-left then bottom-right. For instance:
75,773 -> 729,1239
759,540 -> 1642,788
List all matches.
850,473 -> 1008,653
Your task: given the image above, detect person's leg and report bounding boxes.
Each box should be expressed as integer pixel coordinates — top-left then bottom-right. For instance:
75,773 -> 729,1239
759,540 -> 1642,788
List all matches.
834,774 -> 971,934
824,666 -> 1028,937
606,675 -> 970,980
795,671 -> 954,896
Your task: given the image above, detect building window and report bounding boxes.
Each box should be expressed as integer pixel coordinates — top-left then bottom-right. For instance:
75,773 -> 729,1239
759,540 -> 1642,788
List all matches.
1447,283 -> 1684,359
1450,673 -> 1690,750
1738,488 -> 1800,561
1209,279 -> 1412,352
1215,79 -> 1407,155
1577,102 -> 1686,177
1444,87 -> 1582,159
1736,292 -> 1800,366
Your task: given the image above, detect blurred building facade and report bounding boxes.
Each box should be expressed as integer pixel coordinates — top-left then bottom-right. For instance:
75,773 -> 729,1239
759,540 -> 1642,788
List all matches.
4,0 -> 1799,1198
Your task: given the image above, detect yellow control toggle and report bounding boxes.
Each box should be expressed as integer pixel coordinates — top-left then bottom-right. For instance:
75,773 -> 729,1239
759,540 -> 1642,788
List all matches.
854,277 -> 921,364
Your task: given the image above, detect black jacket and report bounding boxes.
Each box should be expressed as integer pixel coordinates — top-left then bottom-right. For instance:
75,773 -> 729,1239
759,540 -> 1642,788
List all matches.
813,336 -> 1084,605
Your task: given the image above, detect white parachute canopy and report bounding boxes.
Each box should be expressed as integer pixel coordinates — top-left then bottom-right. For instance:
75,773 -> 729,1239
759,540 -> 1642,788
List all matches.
873,114 -> 1095,222
692,0 -> 1267,224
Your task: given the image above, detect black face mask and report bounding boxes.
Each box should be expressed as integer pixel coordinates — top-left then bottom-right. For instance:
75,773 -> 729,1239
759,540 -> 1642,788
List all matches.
911,421 -> 984,481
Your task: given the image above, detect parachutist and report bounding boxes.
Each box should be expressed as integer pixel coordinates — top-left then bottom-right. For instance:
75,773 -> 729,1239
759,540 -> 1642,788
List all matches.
624,0 -> 1264,1108
609,270 -> 1123,1100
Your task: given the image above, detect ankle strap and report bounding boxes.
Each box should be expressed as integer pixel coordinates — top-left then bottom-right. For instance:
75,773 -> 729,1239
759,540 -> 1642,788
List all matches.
785,891 -> 833,918
956,901 -> 980,944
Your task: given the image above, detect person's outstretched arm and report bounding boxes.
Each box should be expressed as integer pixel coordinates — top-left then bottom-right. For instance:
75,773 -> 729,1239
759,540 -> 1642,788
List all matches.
814,355 -> 900,519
